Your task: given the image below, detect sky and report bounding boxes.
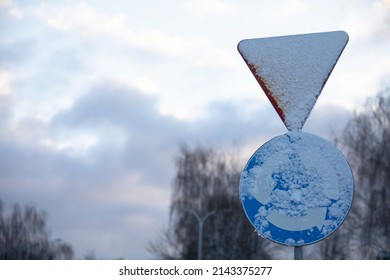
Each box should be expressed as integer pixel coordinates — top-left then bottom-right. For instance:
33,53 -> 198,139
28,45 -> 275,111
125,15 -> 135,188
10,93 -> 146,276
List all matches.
0,0 -> 390,259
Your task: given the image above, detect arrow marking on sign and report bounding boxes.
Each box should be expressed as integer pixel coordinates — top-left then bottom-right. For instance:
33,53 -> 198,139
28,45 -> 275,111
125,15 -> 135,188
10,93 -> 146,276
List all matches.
238,31 -> 349,131
249,150 -> 289,204
267,207 -> 326,231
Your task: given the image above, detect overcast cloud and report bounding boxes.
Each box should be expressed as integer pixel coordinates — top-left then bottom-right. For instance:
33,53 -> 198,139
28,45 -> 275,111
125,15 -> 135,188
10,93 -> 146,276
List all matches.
1,0 -> 390,259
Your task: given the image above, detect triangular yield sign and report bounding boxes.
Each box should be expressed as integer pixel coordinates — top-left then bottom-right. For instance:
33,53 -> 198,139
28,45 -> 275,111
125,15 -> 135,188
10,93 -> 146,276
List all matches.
238,31 -> 349,131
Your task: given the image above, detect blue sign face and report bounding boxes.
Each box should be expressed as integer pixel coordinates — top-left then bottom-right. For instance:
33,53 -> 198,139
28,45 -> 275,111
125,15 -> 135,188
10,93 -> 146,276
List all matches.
240,132 -> 354,246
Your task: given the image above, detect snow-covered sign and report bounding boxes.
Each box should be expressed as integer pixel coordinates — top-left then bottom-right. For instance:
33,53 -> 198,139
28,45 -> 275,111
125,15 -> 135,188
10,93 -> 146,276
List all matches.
238,31 -> 348,131
239,132 -> 354,246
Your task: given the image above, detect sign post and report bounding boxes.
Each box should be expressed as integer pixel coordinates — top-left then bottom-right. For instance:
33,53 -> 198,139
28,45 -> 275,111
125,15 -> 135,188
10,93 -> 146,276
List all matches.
295,246 -> 303,260
237,31 -> 354,259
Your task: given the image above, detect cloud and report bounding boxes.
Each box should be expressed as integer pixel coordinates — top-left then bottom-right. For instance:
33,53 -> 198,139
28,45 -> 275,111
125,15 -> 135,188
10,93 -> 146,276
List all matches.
51,83 -> 181,142
185,0 -> 238,17
33,2 -> 198,58
0,0 -> 11,7
34,2 -> 125,33
193,47 -> 239,69
130,77 -> 158,95
0,96 -> 11,130
304,103 -> 352,139
49,82 -> 186,186
338,0 -> 390,42
276,0 -> 309,19
374,0 -> 390,37
195,98 -> 285,145
0,37 -> 37,67
0,70 -> 11,95
0,82 -> 178,258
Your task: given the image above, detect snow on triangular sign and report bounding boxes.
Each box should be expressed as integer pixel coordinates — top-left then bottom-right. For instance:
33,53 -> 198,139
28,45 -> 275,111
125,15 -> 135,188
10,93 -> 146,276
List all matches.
238,31 -> 349,131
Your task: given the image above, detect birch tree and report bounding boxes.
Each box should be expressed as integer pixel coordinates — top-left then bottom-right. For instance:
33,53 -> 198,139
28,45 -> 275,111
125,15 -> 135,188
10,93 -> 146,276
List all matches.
0,199 -> 73,260
319,87 -> 390,259
149,145 -> 272,259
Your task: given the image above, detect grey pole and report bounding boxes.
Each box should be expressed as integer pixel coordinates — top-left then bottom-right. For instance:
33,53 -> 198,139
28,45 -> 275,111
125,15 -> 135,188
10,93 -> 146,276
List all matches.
294,246 -> 303,260
181,208 -> 216,260
197,216 -> 203,260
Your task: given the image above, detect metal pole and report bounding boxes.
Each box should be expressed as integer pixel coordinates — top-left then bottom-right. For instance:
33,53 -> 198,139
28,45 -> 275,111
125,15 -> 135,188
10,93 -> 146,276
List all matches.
294,246 -> 303,260
198,211 -> 216,260
180,208 -> 216,260
197,219 -> 203,260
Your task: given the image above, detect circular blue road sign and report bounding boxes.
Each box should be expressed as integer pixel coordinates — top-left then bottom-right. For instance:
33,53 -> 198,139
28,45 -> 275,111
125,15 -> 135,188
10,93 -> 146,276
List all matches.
240,132 -> 354,246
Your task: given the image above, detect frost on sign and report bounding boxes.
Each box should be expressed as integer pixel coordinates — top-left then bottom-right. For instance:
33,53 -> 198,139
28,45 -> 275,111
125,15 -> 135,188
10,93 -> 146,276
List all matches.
239,132 -> 354,246
238,31 -> 349,131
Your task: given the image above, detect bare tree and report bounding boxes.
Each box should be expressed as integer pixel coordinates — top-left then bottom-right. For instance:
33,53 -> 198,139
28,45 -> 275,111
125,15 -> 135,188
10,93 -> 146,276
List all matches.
149,145 -> 272,259
317,229 -> 350,259
0,199 -> 73,259
319,87 -> 390,259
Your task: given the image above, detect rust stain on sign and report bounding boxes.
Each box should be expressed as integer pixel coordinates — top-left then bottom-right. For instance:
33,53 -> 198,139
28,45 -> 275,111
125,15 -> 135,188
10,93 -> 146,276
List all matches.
237,31 -> 349,131
245,61 -> 286,124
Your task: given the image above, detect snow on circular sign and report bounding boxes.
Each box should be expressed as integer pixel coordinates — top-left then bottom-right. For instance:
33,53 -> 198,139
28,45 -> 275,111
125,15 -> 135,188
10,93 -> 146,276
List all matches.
239,132 -> 354,246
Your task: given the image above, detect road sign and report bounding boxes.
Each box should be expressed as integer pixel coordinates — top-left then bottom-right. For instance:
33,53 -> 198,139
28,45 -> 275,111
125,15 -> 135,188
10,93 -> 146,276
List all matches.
239,132 -> 354,246
238,31 -> 349,131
